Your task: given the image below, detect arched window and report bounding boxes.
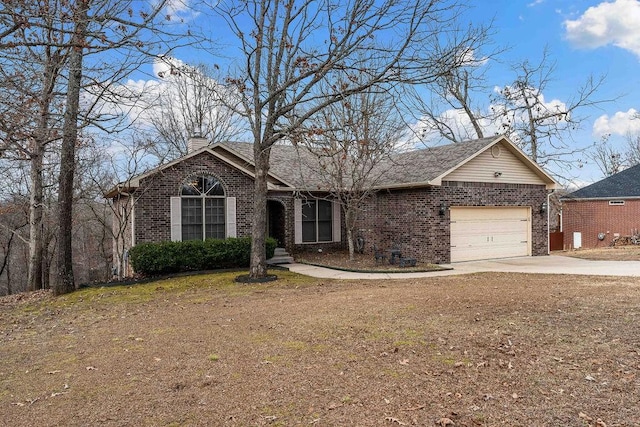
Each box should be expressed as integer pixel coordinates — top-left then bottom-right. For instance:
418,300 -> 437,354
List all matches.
180,175 -> 225,240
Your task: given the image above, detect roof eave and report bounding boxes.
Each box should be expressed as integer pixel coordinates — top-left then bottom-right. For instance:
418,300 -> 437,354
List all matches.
370,180 -> 435,191
561,195 -> 640,201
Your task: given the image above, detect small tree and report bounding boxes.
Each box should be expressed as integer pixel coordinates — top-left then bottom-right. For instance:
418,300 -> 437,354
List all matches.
295,83 -> 405,261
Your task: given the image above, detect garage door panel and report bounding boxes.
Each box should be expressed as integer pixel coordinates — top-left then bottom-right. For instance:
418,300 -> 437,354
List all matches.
450,207 -> 531,262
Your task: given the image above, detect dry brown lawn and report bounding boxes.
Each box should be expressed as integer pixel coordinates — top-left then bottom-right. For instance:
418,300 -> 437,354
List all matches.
557,245 -> 640,261
2,262 -> 640,426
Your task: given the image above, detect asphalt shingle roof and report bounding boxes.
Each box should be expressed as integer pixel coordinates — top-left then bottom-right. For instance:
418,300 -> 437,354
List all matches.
566,163 -> 640,199
105,134 -> 553,198
221,136 -> 499,190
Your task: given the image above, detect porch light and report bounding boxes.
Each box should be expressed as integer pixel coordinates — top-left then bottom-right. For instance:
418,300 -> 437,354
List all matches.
540,201 -> 548,214
439,202 -> 447,216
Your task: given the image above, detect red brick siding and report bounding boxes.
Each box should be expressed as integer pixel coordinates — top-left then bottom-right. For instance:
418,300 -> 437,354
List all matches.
355,181 -> 549,264
562,199 -> 640,249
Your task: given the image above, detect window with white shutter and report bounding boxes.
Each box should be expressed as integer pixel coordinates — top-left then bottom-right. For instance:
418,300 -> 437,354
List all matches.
170,175 -> 236,241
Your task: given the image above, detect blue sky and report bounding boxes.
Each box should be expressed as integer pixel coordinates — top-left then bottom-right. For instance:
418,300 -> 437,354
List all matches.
468,0 -> 640,186
128,0 -> 640,188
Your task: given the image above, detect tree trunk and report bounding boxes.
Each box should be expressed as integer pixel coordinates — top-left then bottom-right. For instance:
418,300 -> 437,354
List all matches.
28,47 -> 59,291
27,148 -> 44,291
1,232 -> 15,295
249,144 -> 270,278
345,208 -> 355,261
54,1 -> 89,296
347,227 -> 355,262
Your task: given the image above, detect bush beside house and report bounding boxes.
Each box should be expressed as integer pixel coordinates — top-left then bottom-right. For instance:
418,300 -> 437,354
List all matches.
129,237 -> 277,275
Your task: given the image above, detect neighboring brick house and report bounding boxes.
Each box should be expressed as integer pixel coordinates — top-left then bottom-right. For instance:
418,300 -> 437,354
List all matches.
105,135 -> 556,275
561,164 -> 640,249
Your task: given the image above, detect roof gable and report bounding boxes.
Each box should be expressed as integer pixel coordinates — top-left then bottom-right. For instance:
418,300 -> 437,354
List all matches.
372,135 -> 556,190
104,145 -> 294,198
566,163 -> 640,199
442,140 -> 553,188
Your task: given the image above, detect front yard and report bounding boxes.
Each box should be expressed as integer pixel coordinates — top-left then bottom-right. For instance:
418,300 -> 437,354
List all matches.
1,270 -> 639,426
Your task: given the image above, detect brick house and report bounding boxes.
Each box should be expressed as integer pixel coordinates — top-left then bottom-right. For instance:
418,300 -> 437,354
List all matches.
561,164 -> 640,249
106,135 -> 556,274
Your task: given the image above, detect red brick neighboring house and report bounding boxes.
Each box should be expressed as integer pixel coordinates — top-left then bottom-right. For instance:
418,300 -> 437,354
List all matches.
561,164 -> 640,249
105,135 -> 556,275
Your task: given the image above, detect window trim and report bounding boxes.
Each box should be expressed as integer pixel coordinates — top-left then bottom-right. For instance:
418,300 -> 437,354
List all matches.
181,195 -> 226,241
294,198 -> 341,244
609,200 -> 625,206
301,199 -> 332,243
176,174 -> 227,242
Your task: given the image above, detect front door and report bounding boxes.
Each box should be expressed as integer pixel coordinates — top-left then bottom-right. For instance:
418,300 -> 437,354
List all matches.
267,200 -> 286,247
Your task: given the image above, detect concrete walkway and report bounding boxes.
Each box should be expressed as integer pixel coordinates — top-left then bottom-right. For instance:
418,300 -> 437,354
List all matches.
284,254 -> 640,279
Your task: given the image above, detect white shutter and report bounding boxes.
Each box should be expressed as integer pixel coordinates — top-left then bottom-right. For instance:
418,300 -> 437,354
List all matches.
226,197 -> 237,238
294,199 -> 302,244
170,196 -> 182,241
332,200 -> 341,242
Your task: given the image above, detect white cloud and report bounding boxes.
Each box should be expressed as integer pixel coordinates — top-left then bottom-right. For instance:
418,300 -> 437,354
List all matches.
564,0 -> 640,57
593,108 -> 640,136
164,0 -> 201,22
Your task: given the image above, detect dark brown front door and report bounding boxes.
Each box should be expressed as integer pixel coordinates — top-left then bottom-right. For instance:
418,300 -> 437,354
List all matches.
267,200 -> 286,247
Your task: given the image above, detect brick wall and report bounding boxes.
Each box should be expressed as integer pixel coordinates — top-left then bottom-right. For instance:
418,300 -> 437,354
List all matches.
562,199 -> 640,249
113,152 -> 548,265
355,181 -> 549,264
131,152 -> 295,248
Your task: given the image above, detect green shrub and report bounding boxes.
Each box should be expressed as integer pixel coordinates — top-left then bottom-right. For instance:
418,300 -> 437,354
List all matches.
129,237 -> 277,275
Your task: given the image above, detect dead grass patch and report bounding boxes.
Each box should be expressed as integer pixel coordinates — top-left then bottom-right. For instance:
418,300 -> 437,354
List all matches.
1,271 -> 639,426
556,245 -> 640,261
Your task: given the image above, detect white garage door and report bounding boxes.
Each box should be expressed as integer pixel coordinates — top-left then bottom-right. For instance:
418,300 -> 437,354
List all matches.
450,207 -> 531,262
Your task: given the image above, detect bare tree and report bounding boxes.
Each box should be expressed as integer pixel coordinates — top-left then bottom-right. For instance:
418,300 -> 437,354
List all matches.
492,48 -> 608,172
0,200 -> 30,296
589,134 -> 624,178
1,0 -> 199,294
142,60 -> 244,163
81,136 -> 155,280
216,0 -> 478,279
0,2 -> 67,291
410,22 -> 501,143
295,83 -> 405,260
624,132 -> 640,167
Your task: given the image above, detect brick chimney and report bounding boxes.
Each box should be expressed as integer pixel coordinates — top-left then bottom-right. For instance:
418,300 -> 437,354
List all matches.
187,132 -> 208,153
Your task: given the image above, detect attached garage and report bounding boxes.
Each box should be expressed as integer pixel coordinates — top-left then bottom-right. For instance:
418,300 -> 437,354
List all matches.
450,207 -> 531,262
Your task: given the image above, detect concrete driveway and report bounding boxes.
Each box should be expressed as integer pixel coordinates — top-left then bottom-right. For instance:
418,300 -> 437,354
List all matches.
284,254 -> 640,279
447,254 -> 640,277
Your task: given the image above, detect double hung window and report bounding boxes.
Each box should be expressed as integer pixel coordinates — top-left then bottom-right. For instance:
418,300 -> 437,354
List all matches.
302,199 -> 332,243
180,175 -> 225,240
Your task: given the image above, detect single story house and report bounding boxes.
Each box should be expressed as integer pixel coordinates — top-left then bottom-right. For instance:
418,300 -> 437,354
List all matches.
561,163 -> 640,249
105,135 -> 556,274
